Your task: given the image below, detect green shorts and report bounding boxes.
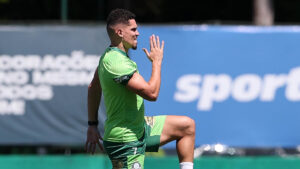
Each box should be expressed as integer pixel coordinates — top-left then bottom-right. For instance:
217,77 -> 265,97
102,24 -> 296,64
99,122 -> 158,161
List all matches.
103,115 -> 166,169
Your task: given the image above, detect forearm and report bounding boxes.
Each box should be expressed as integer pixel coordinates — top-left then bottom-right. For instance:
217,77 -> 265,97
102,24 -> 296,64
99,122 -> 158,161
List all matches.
88,84 -> 101,121
126,34 -> 164,101
147,61 -> 162,100
88,68 -> 102,122
86,81 -> 104,154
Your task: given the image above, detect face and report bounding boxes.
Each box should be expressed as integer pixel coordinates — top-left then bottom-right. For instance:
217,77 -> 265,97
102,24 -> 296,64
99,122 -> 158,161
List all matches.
121,19 -> 139,50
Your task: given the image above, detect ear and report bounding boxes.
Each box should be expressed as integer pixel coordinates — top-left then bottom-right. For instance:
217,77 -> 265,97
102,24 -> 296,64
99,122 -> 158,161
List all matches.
116,29 -> 123,38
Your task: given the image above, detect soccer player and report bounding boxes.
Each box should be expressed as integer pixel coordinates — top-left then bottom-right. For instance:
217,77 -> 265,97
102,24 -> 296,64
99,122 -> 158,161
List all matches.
86,9 -> 195,169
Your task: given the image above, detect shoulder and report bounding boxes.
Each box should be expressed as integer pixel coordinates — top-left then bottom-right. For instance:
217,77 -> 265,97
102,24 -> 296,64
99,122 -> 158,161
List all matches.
101,50 -> 137,76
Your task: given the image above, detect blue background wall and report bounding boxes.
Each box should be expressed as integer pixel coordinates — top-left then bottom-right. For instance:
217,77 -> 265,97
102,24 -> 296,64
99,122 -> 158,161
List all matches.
1,25 -> 300,148
131,26 -> 300,148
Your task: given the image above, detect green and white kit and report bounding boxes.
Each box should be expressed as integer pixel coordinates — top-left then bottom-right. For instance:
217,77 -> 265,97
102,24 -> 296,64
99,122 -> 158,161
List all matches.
98,47 -> 166,169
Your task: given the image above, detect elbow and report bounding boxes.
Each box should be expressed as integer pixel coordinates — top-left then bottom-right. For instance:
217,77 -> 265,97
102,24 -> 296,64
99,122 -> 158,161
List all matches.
147,93 -> 158,101
148,97 -> 157,102
137,87 -> 159,101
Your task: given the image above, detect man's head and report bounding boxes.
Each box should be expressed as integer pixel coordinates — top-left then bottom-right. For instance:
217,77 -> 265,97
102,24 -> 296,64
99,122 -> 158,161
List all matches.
107,9 -> 139,51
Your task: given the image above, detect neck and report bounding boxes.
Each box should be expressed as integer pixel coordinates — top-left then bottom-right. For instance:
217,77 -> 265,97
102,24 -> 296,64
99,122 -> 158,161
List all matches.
110,42 -> 128,54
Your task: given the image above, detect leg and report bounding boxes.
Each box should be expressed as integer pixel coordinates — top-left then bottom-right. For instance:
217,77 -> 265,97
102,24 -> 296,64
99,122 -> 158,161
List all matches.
104,140 -> 146,169
160,115 -> 195,162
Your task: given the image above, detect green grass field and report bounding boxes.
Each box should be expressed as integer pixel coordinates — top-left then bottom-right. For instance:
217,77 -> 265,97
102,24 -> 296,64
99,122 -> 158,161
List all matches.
1,155 -> 300,169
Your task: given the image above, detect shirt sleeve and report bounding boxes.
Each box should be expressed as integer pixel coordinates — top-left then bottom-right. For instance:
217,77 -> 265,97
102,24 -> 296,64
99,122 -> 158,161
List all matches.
103,54 -> 137,85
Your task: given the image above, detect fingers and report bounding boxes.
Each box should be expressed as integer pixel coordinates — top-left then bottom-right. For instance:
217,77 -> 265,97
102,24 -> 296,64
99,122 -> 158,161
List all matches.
150,34 -> 163,49
142,48 -> 150,57
152,34 -> 157,48
97,139 -> 104,151
87,141 -> 93,153
86,141 -> 92,153
86,127 -> 104,154
150,35 -> 153,50
86,140 -> 103,154
97,134 -> 104,151
144,34 -> 164,62
143,48 -> 152,61
147,34 -> 164,49
91,143 -> 96,154
161,40 -> 165,50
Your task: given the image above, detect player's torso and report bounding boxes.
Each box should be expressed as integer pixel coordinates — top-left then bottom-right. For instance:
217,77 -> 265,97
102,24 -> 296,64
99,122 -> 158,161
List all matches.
98,47 -> 145,142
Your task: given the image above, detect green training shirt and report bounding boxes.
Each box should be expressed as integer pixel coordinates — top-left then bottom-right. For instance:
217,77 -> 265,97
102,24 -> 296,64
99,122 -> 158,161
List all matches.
98,47 -> 145,142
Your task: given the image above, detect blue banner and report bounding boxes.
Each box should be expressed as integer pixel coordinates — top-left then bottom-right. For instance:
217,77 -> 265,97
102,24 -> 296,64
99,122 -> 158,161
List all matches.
131,26 -> 300,147
1,25 -> 300,148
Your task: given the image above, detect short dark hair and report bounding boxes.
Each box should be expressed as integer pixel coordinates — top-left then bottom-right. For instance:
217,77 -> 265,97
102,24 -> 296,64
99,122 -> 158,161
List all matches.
106,9 -> 136,29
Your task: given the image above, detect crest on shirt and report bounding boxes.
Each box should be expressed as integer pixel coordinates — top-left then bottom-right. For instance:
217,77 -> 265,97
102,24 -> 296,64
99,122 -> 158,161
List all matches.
144,116 -> 154,128
131,161 -> 142,169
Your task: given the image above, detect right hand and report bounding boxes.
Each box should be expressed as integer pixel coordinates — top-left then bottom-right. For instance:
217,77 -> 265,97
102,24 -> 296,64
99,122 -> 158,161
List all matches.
85,126 -> 104,154
143,34 -> 165,64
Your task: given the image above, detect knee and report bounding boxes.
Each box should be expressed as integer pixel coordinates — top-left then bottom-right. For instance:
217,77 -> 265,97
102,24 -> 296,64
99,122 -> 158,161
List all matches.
181,116 -> 195,136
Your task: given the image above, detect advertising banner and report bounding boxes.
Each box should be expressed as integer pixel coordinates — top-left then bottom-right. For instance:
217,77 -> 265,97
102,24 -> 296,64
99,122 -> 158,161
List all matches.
0,26 -> 109,145
1,25 -> 300,148
131,26 -> 300,147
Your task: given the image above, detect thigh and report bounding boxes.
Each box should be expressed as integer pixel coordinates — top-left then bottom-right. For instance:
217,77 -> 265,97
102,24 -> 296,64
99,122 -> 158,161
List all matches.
104,140 -> 146,169
160,115 -> 194,146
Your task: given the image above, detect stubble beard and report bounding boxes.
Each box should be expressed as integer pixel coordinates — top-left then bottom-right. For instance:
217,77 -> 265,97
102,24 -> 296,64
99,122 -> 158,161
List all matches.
132,42 -> 137,50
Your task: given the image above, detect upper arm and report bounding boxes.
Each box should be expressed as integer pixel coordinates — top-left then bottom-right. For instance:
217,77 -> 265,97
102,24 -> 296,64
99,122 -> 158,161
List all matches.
89,67 -> 102,92
126,72 -> 157,101
102,54 -> 156,100
87,68 -> 102,121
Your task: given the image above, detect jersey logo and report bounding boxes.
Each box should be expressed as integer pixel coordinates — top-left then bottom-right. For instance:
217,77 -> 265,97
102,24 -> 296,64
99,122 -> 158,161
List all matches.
131,161 -> 142,169
144,116 -> 154,128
